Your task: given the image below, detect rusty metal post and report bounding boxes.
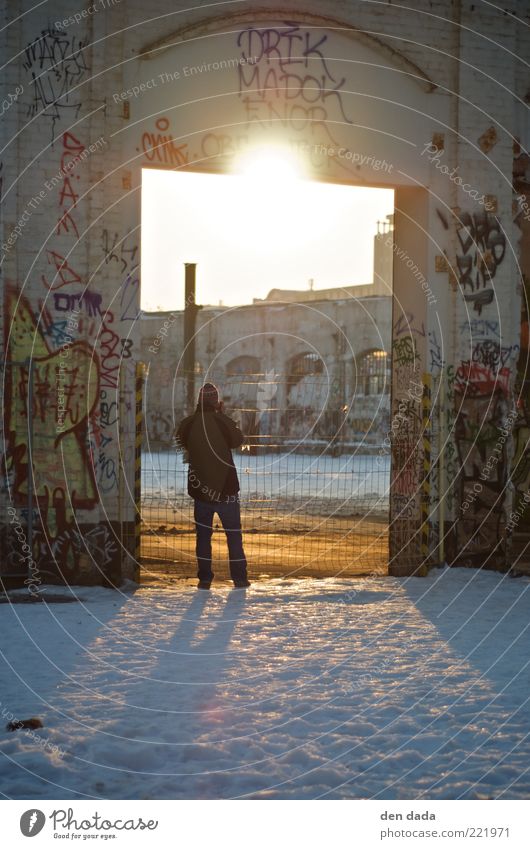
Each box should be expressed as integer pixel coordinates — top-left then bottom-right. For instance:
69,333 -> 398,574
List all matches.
26,358 -> 34,585
184,263 -> 199,414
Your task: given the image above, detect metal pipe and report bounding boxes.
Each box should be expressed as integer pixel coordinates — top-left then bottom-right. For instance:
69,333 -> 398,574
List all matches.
438,371 -> 446,565
26,358 -> 34,587
184,263 -> 198,414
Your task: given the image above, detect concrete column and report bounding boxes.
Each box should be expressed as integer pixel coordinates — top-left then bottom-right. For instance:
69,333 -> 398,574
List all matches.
389,188 -> 430,575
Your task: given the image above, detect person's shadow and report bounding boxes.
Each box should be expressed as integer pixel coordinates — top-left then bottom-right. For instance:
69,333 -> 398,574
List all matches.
168,587 -> 248,657
147,587 -> 250,720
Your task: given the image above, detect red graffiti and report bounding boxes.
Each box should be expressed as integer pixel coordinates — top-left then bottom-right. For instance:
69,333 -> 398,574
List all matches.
455,362 -> 510,397
56,208 -> 79,237
41,249 -> 82,290
58,176 -> 79,208
140,117 -> 189,166
98,311 -> 122,389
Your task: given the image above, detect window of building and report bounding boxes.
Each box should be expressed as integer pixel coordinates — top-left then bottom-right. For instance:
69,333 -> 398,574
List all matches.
287,352 -> 324,388
358,349 -> 390,395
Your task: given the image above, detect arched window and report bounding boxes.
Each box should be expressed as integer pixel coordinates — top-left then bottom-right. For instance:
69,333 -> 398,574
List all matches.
225,355 -> 261,376
287,352 -> 324,388
358,349 -> 390,395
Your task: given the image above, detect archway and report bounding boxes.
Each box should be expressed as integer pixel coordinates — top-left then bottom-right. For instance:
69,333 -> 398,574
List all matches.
128,12 -> 439,579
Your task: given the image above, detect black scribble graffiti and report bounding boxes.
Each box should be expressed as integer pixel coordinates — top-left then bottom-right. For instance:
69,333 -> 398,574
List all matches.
23,27 -> 89,140
102,230 -> 140,322
236,23 -> 353,141
102,230 -> 138,275
463,289 -> 494,315
456,212 -> 506,314
436,208 -> 449,230
53,290 -> 103,317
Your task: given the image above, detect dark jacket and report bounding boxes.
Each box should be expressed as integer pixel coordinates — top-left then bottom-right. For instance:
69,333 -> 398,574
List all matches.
176,407 -> 244,502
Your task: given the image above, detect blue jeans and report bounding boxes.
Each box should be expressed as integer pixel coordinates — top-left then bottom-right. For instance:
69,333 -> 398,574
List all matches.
194,498 -> 248,584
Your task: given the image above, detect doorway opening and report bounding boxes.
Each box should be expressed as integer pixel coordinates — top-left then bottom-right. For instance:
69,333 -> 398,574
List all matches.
140,157 -> 394,579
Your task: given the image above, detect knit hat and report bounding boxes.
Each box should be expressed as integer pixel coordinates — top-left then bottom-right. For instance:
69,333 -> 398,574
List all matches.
198,382 -> 219,407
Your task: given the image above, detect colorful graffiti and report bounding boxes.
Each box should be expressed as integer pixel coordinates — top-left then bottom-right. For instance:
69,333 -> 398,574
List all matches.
438,207 -> 517,567
1,93 -> 138,582
1,287 -> 114,579
457,337 -> 518,391
4,290 -> 99,506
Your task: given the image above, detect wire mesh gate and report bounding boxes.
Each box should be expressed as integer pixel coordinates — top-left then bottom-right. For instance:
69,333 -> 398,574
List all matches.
141,365 -> 391,578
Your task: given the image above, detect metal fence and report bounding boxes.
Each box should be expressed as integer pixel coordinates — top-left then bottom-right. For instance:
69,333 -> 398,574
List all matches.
141,368 -> 391,578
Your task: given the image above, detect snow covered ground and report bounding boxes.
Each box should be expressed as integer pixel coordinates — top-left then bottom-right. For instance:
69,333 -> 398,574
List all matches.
1,567 -> 529,800
142,450 -> 390,509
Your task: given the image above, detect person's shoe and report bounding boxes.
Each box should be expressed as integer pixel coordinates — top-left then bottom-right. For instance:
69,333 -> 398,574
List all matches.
233,580 -> 250,588
197,581 -> 211,590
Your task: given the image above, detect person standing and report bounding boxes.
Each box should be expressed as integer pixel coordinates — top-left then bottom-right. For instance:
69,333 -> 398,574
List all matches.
176,383 -> 250,590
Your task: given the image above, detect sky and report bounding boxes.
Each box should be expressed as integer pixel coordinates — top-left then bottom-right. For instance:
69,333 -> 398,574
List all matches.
141,157 -> 394,310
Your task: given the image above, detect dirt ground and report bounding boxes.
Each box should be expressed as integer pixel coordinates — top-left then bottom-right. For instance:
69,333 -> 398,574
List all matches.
140,515 -> 389,584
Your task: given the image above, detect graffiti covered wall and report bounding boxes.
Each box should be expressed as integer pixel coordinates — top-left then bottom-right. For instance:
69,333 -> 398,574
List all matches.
1,1 -> 527,581
1,8 -> 139,585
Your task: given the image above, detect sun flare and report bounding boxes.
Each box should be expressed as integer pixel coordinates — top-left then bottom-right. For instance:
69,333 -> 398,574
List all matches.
234,145 -> 304,183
